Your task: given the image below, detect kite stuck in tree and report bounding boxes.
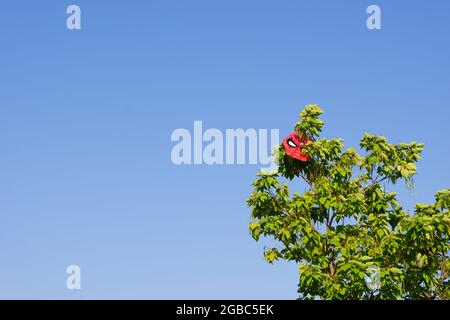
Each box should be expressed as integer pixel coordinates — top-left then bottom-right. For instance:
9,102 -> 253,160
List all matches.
282,131 -> 310,161
248,104 -> 450,300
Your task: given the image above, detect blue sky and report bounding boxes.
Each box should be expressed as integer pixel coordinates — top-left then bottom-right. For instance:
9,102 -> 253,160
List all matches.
0,0 -> 449,299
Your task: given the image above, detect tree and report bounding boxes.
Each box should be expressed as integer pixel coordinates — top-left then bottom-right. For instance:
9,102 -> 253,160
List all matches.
247,105 -> 450,300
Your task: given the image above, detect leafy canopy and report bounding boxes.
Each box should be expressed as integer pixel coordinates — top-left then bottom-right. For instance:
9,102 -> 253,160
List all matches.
247,105 -> 450,300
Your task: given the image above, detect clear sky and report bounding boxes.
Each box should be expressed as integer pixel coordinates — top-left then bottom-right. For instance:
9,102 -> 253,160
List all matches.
0,0 -> 449,299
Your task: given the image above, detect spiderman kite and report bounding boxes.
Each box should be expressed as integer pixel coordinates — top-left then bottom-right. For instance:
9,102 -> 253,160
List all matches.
282,132 -> 310,161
